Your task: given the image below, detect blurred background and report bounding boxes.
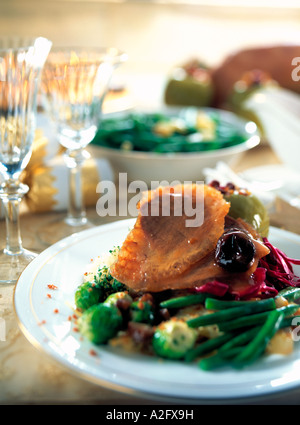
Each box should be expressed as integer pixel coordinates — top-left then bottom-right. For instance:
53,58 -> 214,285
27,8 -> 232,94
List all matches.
1,0 -> 300,71
1,0 -> 300,219
1,0 -> 300,104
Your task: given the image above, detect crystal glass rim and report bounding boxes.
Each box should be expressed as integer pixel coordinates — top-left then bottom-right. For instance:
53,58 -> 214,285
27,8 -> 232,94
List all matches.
0,36 -> 52,54
46,46 -> 128,65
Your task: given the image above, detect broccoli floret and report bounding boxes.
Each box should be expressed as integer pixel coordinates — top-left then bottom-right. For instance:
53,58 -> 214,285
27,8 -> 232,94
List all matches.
103,291 -> 133,307
130,299 -> 155,325
78,303 -> 123,344
94,265 -> 127,297
152,319 -> 197,360
75,281 -> 104,311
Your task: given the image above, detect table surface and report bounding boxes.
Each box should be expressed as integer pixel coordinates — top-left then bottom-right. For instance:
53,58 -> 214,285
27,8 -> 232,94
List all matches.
1,143 -> 300,405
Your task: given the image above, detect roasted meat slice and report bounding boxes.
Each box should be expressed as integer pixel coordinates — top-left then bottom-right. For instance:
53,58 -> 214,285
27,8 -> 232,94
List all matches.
110,184 -> 270,293
110,184 -> 229,291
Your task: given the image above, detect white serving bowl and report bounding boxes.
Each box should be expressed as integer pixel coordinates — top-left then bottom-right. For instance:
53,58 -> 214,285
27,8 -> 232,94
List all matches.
90,107 -> 260,185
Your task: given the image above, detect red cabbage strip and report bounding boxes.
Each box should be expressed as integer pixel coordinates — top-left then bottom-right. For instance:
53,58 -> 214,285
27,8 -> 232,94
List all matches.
229,268 -> 278,300
261,238 -> 300,287
192,238 -> 300,300
194,280 -> 229,297
274,248 -> 300,266
194,238 -> 300,300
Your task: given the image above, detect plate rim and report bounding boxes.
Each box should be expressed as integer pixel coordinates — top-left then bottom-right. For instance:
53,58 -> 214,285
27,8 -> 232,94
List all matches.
13,220 -> 300,402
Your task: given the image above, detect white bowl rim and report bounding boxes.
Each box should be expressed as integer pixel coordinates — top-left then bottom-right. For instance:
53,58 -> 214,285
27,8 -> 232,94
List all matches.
93,135 -> 260,160
96,106 -> 260,160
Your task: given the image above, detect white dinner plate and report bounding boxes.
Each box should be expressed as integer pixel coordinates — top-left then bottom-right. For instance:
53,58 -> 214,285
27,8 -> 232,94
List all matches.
14,219 -> 300,402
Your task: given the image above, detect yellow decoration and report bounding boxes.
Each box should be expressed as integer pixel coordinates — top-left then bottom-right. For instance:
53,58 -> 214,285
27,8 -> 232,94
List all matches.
20,129 -> 101,213
21,130 -> 58,213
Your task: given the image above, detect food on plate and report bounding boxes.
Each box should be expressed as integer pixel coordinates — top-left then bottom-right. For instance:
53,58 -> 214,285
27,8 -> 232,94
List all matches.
74,183 -> 300,370
164,59 -> 214,107
152,320 -> 197,360
165,45 -> 300,116
90,109 -> 249,153
211,44 -> 300,107
110,184 -> 270,296
79,303 -> 123,344
111,184 -> 231,292
210,180 -> 270,237
225,69 -> 277,134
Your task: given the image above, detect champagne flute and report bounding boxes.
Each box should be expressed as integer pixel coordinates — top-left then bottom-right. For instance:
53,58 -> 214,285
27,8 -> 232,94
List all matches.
0,36 -> 52,284
39,47 -> 127,245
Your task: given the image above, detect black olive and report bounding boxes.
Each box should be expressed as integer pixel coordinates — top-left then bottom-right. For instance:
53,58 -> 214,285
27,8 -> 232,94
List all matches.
215,229 -> 256,273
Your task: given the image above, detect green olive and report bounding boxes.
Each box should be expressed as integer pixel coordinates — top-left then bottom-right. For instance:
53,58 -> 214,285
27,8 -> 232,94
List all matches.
225,193 -> 269,237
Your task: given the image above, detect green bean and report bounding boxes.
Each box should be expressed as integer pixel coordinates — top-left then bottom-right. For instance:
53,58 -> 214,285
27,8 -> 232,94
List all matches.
278,303 -> 300,319
191,299 -> 299,370
219,313 -> 300,355
218,311 -> 267,332
198,347 -> 242,371
275,287 -> 300,302
160,293 -> 209,309
92,111 -> 246,154
184,332 -> 236,363
191,308 -> 299,369
232,310 -> 284,368
281,315 -> 300,328
199,310 -> 290,370
218,304 -> 300,332
186,298 -> 276,328
218,326 -> 261,353
278,304 -> 300,317
205,297 -> 273,311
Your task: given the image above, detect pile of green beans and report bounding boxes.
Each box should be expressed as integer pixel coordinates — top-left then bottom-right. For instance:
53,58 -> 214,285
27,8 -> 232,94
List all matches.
160,287 -> 300,370
90,111 -> 248,154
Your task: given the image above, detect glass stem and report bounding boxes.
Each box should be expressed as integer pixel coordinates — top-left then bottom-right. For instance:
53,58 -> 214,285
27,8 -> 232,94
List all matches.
0,181 -> 28,256
64,148 -> 89,227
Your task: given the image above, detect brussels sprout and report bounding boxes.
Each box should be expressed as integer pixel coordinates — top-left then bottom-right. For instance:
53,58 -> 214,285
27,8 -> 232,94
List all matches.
225,193 -> 269,237
75,281 -> 104,311
152,319 -> 197,360
130,299 -> 155,325
78,303 -> 123,345
103,291 -> 133,307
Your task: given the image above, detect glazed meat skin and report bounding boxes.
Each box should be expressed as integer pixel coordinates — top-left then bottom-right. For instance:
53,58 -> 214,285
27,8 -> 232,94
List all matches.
111,184 -> 231,292
111,184 -> 270,293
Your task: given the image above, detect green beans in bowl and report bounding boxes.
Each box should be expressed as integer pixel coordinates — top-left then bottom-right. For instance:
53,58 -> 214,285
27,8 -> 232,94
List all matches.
90,107 -> 260,183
